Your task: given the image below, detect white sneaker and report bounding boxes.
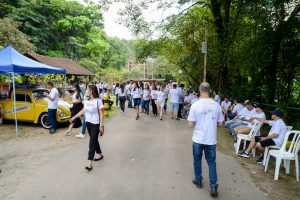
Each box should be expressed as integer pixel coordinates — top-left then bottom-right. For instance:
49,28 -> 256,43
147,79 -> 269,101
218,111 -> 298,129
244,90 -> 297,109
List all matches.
75,133 -> 85,139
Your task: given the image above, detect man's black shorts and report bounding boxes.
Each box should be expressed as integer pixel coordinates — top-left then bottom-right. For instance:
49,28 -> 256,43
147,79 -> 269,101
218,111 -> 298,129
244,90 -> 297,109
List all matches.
255,136 -> 276,147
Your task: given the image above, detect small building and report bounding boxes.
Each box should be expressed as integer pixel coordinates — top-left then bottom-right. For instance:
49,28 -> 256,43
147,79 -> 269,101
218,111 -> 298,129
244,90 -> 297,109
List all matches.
25,53 -> 94,77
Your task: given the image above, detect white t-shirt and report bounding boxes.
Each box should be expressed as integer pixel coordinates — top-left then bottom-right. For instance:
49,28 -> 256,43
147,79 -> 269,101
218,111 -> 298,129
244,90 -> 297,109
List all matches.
246,112 -> 266,128
72,92 -> 83,102
151,90 -> 158,99
268,119 -> 287,146
117,88 -> 126,97
232,103 -> 244,114
191,98 -> 199,105
188,98 -> 224,145
47,88 -> 59,109
169,88 -> 179,103
157,91 -> 165,101
239,107 -> 256,120
143,89 -> 150,100
214,95 -> 221,104
132,88 -> 141,99
84,98 -> 104,124
115,87 -> 120,95
221,101 -> 231,112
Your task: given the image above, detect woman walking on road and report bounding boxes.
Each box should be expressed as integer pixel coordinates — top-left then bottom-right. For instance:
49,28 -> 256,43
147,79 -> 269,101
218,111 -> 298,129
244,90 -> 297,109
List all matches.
156,85 -> 165,120
142,84 -> 151,115
65,83 -> 84,136
151,84 -> 158,117
70,84 -> 104,171
132,82 -> 142,120
118,83 -> 127,114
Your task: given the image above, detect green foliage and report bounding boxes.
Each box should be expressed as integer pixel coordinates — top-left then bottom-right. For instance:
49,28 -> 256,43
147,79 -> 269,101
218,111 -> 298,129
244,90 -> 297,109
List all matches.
0,17 -> 36,53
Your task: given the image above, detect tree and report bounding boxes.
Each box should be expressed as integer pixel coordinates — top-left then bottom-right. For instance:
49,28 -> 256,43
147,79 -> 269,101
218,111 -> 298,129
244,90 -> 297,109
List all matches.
0,17 -> 36,53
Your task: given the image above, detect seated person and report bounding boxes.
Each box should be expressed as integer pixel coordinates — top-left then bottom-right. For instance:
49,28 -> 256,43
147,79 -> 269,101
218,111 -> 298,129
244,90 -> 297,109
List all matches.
225,102 -> 256,135
221,97 -> 231,121
228,99 -> 244,120
233,103 -> 266,142
102,89 -> 114,109
239,109 -> 287,163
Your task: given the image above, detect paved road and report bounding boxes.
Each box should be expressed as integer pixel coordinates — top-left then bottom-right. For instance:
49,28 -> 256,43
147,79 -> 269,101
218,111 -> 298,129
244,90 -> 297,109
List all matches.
5,109 -> 266,200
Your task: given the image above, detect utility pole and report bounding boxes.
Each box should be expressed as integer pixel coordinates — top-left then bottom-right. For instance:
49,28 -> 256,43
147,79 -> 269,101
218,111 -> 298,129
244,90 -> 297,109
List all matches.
201,27 -> 208,82
143,62 -> 146,79
151,63 -> 154,79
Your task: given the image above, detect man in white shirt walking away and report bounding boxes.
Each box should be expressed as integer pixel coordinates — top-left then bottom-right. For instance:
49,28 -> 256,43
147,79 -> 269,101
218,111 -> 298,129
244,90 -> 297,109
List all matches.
169,84 -> 180,120
44,81 -> 59,134
188,82 -> 224,198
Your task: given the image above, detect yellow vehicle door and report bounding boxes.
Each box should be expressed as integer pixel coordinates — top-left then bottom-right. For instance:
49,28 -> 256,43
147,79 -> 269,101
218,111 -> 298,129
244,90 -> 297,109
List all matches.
14,93 -> 34,121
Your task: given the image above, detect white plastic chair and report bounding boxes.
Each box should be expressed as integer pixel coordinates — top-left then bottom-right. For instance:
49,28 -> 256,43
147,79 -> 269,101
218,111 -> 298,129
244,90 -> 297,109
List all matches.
235,121 -> 263,156
263,126 -> 293,166
264,130 -> 300,181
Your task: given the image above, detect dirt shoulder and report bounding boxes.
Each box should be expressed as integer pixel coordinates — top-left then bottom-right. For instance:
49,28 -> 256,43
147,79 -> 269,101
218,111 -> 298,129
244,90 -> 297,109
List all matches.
217,127 -> 300,200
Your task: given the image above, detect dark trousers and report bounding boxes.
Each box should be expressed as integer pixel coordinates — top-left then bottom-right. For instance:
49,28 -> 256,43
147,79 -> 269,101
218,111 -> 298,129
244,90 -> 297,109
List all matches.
48,109 -> 57,130
151,99 -> 157,115
116,94 -> 119,106
127,95 -> 133,108
164,98 -> 168,111
177,103 -> 183,118
119,96 -> 126,112
86,122 -> 102,160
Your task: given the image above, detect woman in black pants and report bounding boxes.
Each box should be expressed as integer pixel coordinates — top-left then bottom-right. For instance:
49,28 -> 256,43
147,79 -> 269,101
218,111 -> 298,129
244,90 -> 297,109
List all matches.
151,84 -> 158,116
118,83 -> 127,113
70,84 -> 104,171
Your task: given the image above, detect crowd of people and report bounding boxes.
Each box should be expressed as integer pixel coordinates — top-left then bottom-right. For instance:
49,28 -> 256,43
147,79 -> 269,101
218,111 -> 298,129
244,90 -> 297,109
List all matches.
42,80 -> 291,198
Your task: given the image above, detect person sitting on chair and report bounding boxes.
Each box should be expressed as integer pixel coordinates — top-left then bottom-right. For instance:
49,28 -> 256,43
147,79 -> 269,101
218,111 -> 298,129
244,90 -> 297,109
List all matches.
238,109 -> 287,164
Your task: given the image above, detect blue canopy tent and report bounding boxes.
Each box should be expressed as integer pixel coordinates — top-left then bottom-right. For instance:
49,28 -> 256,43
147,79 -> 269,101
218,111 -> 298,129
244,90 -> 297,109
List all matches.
0,46 -> 66,137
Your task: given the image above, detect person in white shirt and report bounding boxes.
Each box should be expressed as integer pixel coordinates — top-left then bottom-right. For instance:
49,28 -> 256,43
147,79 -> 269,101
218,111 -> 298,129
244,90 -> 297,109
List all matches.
221,97 -> 231,120
115,83 -> 120,107
70,84 -> 105,171
156,85 -> 165,120
150,85 -> 158,116
65,83 -> 84,136
44,81 -> 59,134
188,82 -> 224,198
225,102 -> 256,134
163,83 -> 171,112
118,83 -> 127,113
214,92 -> 221,104
132,82 -> 142,120
228,100 -> 244,119
169,84 -> 180,120
233,103 -> 266,142
142,84 -> 151,115
239,109 -> 287,163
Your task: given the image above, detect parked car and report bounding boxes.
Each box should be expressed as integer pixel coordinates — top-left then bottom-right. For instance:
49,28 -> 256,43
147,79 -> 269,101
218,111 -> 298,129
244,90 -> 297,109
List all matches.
0,85 -> 71,129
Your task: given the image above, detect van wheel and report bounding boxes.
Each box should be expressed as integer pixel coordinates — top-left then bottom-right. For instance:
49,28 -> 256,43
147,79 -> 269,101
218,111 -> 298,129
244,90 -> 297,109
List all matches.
40,113 -> 51,129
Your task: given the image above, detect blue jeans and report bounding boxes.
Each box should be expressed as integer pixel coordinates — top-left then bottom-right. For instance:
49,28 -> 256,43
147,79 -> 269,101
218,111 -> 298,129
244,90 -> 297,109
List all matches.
144,100 -> 150,114
127,95 -> 133,108
140,99 -> 145,110
81,115 -> 87,135
193,142 -> 217,187
48,109 -> 57,130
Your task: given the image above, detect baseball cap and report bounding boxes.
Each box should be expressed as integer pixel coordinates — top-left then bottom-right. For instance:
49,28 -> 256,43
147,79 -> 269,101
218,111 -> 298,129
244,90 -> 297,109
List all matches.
271,109 -> 284,118
255,103 -> 264,110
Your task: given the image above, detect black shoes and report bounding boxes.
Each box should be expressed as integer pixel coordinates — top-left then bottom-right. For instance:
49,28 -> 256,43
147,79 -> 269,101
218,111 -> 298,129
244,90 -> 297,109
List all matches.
49,129 -> 56,134
85,166 -> 93,171
94,155 -> 104,161
210,185 -> 218,198
192,179 -> 203,188
256,156 -> 263,164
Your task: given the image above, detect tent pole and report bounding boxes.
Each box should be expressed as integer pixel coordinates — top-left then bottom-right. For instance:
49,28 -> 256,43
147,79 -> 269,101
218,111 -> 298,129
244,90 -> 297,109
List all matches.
64,74 -> 66,97
12,73 -> 19,138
